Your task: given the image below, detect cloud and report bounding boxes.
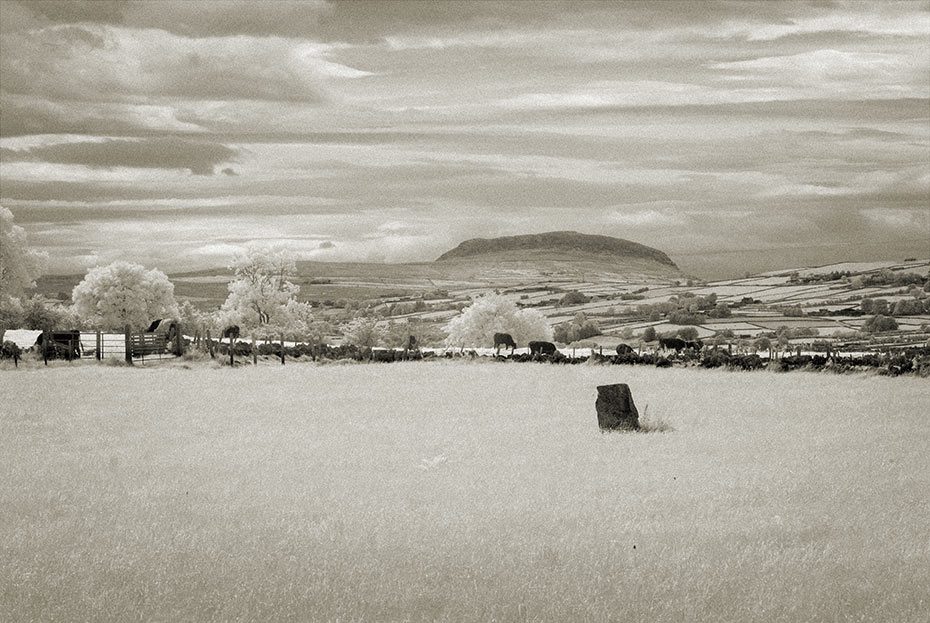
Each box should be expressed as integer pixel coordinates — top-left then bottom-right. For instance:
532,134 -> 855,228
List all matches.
709,49 -> 928,99
860,208 -> 926,230
4,137 -> 238,175
17,0 -> 127,24
608,209 -> 685,228
716,6 -> 930,41
16,0 -> 330,38
0,24 -> 369,104
0,93 -> 207,137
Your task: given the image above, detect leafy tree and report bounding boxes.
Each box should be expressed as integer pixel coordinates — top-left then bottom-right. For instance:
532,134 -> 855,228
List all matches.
676,327 -> 699,341
892,298 -> 927,316
708,302 -> 732,318
220,247 -> 309,338
276,298 -> 314,340
863,315 -> 897,333
385,318 -> 444,348
383,320 -> 419,349
72,261 -> 179,330
177,300 -> 207,335
752,336 -> 772,354
1,207 -> 47,299
776,333 -> 791,358
559,291 -> 590,306
870,298 -> 889,316
306,319 -> 334,345
444,294 -> 551,349
0,296 -> 25,333
642,326 -> 657,342
553,312 -> 601,343
342,317 -> 384,348
22,295 -> 80,331
668,310 -> 705,325
1,207 -> 48,332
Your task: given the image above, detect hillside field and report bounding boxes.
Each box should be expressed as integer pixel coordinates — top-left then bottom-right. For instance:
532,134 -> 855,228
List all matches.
2,362 -> 929,622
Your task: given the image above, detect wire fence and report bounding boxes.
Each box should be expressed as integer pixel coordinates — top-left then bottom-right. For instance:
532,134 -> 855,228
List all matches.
78,331 -> 180,363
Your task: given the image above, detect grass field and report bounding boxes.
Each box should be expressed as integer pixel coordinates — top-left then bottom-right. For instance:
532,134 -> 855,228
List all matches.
2,361 -> 929,622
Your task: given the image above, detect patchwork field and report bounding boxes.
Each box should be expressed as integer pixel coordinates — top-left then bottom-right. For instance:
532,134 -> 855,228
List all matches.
2,361 -> 928,622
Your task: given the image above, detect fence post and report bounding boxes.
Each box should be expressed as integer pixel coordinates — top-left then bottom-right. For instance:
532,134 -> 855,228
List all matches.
229,333 -> 234,366
252,334 -> 257,365
43,330 -> 49,365
96,331 -> 101,361
173,323 -> 184,356
207,330 -> 215,359
280,334 -> 285,365
124,326 -> 132,364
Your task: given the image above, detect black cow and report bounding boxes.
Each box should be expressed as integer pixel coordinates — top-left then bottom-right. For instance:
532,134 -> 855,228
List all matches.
529,340 -> 557,356
685,339 -> 704,351
615,343 -> 635,355
222,325 -> 240,340
37,330 -> 82,360
658,337 -> 687,352
493,332 -> 517,354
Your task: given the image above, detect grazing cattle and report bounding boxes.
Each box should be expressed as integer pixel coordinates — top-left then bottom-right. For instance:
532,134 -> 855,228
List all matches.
222,325 -> 240,340
37,330 -> 82,359
658,337 -> 687,352
615,343 -> 635,355
493,332 -> 517,354
529,340 -> 557,356
685,339 -> 704,351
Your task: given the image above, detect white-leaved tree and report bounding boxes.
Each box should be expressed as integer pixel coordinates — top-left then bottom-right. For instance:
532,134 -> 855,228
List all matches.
219,247 -> 311,339
1,206 -> 47,299
1,207 -> 49,332
443,294 -> 552,349
72,261 -> 179,331
341,317 -> 384,349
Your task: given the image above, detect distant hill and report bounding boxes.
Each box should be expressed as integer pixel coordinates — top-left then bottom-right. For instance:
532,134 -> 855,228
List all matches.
436,231 -> 679,269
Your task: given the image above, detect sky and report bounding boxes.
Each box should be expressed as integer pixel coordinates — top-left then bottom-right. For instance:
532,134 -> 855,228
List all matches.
1,0 -> 928,279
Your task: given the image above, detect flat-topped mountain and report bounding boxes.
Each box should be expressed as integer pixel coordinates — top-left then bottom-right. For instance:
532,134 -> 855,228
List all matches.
36,232 -> 685,307
436,231 -> 678,269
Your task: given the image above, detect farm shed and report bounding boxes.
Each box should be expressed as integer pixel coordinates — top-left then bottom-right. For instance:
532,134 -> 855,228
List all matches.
1,329 -> 43,350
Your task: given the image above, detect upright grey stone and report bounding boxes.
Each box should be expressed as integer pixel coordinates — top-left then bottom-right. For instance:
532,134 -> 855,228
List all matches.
596,384 -> 640,431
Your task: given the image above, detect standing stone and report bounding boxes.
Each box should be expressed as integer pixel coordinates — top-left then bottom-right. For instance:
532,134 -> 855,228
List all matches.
595,384 -> 640,431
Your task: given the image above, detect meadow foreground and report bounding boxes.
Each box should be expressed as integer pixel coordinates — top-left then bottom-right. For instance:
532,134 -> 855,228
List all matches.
1,361 -> 928,622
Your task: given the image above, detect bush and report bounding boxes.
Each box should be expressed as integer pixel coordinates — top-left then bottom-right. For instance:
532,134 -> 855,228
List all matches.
700,350 -> 731,369
862,315 -> 898,333
668,310 -> 706,325
676,327 -> 699,341
553,312 -> 601,343
1,340 -> 22,360
559,291 -> 590,306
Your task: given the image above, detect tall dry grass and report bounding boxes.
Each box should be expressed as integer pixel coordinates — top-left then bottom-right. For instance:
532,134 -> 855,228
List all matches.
1,361 -> 928,622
